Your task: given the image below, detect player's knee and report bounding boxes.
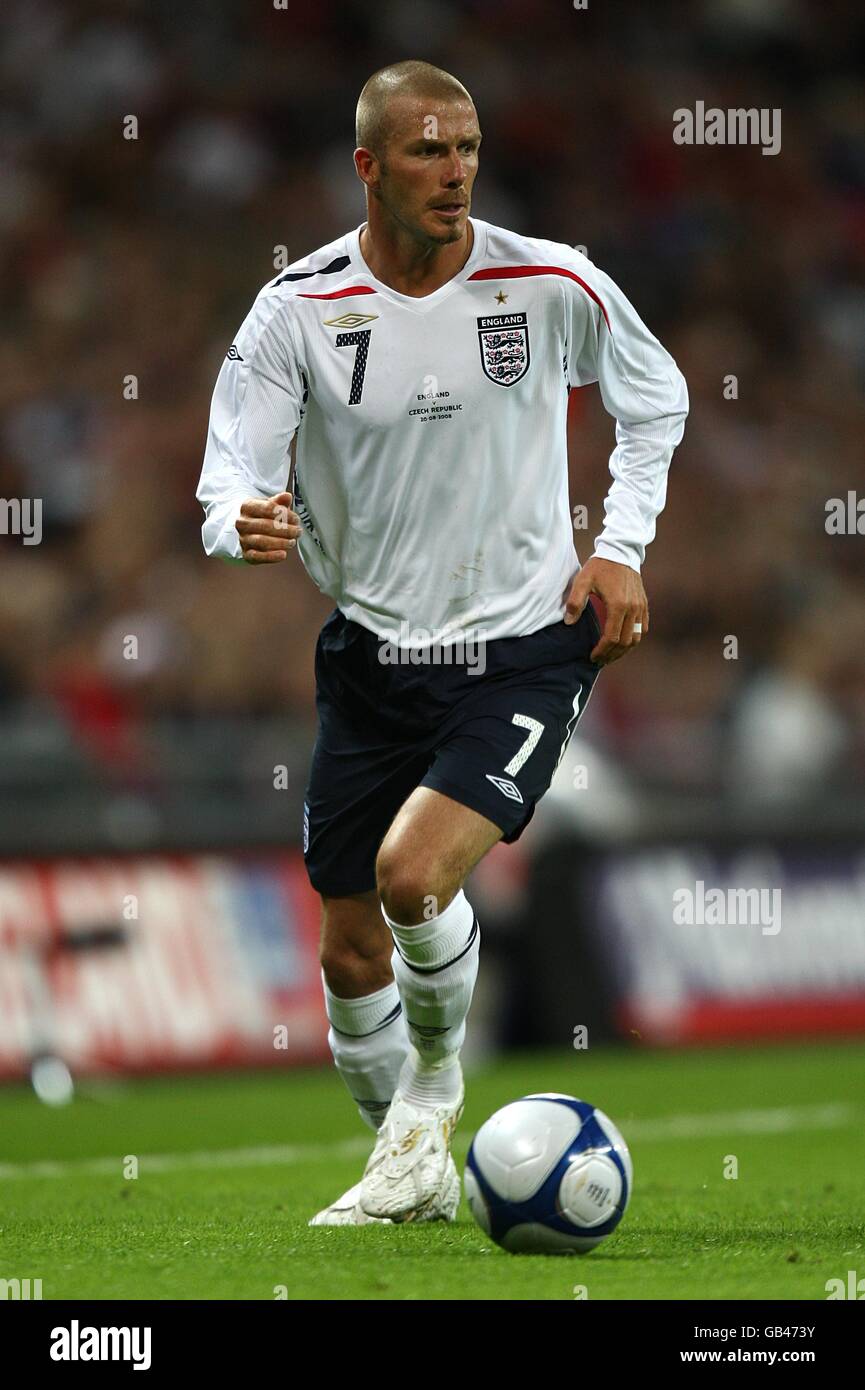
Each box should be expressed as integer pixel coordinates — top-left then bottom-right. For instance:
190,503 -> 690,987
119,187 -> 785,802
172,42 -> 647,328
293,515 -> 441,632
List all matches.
376,846 -> 452,925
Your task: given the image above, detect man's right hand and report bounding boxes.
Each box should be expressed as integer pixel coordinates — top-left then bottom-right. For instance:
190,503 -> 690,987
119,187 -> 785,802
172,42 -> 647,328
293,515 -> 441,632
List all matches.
235,491 -> 302,564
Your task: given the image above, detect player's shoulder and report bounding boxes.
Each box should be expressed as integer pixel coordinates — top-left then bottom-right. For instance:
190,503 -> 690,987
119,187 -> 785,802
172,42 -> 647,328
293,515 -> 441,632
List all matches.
472,221 -> 613,332
230,230 -> 358,358
474,220 -> 597,279
255,229 -> 358,309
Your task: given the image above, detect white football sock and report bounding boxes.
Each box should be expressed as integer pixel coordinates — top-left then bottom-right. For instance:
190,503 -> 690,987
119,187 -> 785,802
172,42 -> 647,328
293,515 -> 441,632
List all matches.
323,975 -> 409,1131
398,1045 -> 463,1107
384,889 -> 480,1101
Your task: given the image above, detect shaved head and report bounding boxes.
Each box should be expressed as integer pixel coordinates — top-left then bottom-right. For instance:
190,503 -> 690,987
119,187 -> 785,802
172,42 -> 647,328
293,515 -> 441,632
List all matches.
356,60 -> 475,157
354,60 -> 481,260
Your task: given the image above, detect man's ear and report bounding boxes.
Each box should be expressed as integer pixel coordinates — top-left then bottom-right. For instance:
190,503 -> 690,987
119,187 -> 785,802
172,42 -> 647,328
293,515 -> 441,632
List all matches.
354,147 -> 379,188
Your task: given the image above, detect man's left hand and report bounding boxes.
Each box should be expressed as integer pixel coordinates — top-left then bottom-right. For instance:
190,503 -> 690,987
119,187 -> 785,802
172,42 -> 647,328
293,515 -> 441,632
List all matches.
564,556 -> 648,665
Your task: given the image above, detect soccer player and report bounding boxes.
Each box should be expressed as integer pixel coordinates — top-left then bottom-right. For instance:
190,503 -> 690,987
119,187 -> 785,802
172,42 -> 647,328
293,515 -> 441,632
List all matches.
197,61 -> 688,1225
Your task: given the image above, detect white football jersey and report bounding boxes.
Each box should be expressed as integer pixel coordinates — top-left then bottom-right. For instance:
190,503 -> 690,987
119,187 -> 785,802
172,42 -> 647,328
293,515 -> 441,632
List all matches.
197,219 -> 688,645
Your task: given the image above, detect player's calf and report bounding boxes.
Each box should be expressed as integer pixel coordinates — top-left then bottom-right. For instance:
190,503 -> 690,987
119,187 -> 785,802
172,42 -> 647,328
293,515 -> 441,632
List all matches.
319,891 -> 408,1131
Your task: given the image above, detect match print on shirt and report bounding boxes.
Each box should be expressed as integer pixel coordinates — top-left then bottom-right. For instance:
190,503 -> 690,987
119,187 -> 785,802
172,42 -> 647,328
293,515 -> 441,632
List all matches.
476,311 -> 530,387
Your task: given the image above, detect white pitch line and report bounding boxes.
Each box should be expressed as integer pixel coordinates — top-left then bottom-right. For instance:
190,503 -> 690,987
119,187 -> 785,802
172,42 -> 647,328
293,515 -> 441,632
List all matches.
0,1101 -> 856,1182
625,1101 -> 855,1141
0,1136 -> 372,1181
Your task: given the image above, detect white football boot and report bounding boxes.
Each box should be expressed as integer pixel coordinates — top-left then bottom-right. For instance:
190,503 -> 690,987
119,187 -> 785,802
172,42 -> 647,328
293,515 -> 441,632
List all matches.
308,1154 -> 460,1226
358,1076 -> 465,1220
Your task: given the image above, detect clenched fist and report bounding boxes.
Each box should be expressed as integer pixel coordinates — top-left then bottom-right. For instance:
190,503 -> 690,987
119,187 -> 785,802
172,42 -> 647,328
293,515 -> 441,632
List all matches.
235,491 -> 302,564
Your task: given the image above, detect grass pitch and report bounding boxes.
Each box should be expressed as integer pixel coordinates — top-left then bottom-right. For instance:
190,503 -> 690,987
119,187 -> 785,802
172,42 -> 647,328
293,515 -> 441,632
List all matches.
1,1041 -> 862,1300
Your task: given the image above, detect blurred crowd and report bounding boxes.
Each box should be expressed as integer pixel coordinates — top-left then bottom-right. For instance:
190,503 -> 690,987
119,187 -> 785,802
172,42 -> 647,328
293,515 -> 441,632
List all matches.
0,0 -> 863,807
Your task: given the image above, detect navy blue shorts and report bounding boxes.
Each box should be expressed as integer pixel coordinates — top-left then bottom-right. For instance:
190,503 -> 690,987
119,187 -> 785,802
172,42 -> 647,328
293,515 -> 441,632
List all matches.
302,604 -> 603,896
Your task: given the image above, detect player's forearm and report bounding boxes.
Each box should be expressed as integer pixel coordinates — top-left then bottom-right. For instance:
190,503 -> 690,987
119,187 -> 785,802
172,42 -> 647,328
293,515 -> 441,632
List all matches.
196,422 -> 275,560
196,461 -> 269,560
199,495 -> 247,559
574,259 -> 688,571
592,408 -> 687,572
196,294 -> 304,562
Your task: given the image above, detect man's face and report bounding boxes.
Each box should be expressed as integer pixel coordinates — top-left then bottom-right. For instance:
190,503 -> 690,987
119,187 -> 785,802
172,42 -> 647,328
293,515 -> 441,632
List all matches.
364,96 -> 481,246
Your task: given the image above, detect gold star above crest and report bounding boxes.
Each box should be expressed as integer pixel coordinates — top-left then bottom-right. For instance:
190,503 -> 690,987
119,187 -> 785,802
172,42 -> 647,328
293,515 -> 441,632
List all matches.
495,291 -> 508,304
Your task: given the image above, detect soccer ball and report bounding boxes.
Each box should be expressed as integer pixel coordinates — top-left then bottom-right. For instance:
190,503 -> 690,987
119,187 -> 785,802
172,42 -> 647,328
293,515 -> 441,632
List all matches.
464,1092 -> 632,1254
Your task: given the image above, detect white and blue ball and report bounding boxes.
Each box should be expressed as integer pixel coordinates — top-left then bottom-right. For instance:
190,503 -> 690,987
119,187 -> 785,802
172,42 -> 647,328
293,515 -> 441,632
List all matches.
464,1093 -> 632,1254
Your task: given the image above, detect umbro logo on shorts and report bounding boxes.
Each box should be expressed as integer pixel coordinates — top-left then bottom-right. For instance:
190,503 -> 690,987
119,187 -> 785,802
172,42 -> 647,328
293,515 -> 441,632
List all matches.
485,774 -> 524,804
226,344 -> 244,361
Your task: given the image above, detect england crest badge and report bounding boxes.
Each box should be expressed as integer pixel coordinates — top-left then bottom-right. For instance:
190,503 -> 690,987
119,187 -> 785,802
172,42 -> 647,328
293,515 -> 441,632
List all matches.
477,311 -> 530,387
